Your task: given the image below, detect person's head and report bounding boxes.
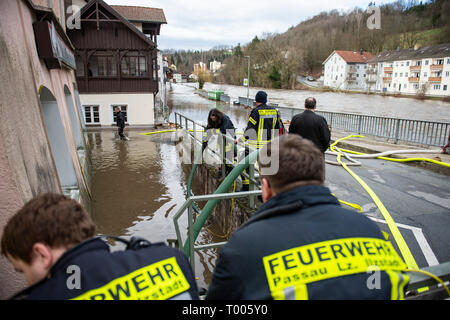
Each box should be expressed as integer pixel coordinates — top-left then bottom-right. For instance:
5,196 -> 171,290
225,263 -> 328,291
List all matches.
305,97 -> 317,110
207,108 -> 224,128
114,106 -> 120,113
258,134 -> 325,202
255,91 -> 267,106
1,193 -> 96,285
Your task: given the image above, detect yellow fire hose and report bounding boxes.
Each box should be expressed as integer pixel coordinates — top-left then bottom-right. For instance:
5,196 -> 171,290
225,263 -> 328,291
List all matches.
330,135 -> 450,296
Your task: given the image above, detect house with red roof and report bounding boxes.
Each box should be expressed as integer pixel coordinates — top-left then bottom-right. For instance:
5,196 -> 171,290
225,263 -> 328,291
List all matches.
323,50 -> 374,91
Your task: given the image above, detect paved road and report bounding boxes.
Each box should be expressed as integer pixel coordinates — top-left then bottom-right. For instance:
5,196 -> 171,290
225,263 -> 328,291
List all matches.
325,153 -> 450,268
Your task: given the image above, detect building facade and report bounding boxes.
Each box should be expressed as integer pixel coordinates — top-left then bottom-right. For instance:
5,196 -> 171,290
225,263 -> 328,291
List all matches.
0,0 -> 91,298
367,43 -> 450,97
323,50 -> 374,91
66,0 -> 167,128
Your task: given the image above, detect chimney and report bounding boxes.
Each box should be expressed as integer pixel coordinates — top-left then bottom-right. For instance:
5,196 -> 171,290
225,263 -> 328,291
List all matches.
360,49 -> 363,55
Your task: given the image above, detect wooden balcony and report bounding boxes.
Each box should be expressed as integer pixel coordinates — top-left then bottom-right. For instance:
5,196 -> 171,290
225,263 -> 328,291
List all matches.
384,67 -> 393,72
76,76 -> 158,94
408,77 -> 420,82
428,77 -> 442,83
410,65 -> 422,71
430,64 -> 444,71
383,77 -> 392,82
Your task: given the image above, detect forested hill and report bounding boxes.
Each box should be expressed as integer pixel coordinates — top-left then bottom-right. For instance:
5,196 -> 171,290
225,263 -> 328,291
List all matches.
166,0 -> 450,89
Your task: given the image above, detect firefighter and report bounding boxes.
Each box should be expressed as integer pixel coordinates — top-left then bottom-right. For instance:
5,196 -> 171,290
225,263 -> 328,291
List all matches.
206,134 -> 409,300
238,91 -> 280,190
1,193 -> 199,300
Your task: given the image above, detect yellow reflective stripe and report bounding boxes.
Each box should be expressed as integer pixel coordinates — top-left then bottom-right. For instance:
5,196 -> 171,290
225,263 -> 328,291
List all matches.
258,118 -> 264,144
272,117 -> 277,130
248,117 -> 257,125
72,257 -> 190,300
386,270 -> 409,300
263,237 -> 406,300
258,109 -> 277,116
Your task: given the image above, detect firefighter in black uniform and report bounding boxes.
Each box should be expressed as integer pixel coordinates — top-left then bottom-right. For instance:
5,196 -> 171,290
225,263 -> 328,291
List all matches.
239,91 -> 280,190
1,193 -> 199,300
206,135 -> 409,300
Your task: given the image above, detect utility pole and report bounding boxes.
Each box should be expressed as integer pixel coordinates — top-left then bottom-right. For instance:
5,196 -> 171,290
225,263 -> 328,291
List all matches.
245,56 -> 250,106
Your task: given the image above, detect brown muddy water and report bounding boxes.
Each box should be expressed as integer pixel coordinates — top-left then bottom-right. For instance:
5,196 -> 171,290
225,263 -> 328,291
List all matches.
88,85 -> 245,290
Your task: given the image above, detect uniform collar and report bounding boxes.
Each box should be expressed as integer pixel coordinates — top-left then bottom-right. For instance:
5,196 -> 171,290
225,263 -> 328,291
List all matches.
244,185 -> 339,228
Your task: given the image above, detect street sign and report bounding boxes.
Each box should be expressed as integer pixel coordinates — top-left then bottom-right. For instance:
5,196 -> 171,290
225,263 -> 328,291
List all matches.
243,78 -> 248,86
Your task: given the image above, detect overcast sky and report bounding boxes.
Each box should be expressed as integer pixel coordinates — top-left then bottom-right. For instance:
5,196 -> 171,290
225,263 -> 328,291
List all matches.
104,0 -> 390,51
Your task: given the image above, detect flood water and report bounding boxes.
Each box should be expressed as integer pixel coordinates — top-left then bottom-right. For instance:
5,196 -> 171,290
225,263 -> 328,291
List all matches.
88,82 -> 449,291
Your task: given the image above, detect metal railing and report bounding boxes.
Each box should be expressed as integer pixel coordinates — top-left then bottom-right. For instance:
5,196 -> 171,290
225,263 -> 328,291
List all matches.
277,107 -> 450,147
174,112 -> 259,205
172,190 -> 262,273
172,111 -> 450,300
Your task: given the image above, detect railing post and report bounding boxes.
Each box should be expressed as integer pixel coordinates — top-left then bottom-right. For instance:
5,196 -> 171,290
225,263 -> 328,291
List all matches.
394,119 -> 401,144
188,204 -> 195,272
221,135 -> 226,179
358,115 -> 362,135
249,164 -> 255,209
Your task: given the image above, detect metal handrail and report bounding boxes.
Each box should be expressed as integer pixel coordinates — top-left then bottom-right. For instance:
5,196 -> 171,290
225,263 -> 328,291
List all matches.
277,107 -> 450,147
173,190 -> 262,271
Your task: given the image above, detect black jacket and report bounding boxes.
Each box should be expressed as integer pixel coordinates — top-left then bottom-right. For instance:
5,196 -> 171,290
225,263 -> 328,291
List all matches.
289,110 -> 330,152
11,238 -> 199,300
206,185 -> 408,300
203,115 -> 236,149
116,111 -> 126,128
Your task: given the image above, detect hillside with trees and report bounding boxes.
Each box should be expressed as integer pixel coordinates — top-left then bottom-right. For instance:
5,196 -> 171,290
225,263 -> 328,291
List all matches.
167,0 -> 450,89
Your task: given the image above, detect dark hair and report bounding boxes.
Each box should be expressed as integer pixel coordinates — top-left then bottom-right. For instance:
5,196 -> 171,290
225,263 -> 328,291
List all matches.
1,193 -> 96,263
258,134 -> 324,193
207,108 -> 224,128
305,97 -> 317,109
255,91 -> 268,104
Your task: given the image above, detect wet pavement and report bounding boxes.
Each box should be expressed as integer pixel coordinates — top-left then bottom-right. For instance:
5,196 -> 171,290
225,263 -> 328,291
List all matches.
88,83 -> 450,291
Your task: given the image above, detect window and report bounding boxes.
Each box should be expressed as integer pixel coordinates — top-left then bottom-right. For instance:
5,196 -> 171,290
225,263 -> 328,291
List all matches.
121,52 -> 147,77
446,71 -> 450,77
406,61 -> 410,66
425,60 -> 429,65
433,84 -> 441,90
405,72 -> 408,77
444,85 -> 447,91
395,73 -> 398,77
84,106 -> 100,124
400,73 -> 403,77
112,105 -> 128,123
417,61 -> 422,66
404,84 -> 407,89
88,51 -> 117,77
424,72 -> 427,77
447,58 -> 450,64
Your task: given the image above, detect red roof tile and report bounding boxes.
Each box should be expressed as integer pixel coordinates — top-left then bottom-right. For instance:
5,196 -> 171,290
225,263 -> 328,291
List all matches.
111,5 -> 167,24
335,50 -> 374,63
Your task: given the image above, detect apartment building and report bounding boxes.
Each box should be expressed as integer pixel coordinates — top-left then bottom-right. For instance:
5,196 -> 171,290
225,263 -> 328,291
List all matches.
323,50 -> 374,90
367,43 -> 450,97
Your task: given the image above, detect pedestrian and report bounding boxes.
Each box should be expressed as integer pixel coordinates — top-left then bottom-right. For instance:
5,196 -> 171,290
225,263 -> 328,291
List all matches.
115,106 -> 128,141
206,134 -> 409,300
1,193 -> 199,300
202,108 -> 236,175
288,97 -> 330,153
238,91 -> 280,191
276,109 -> 286,136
